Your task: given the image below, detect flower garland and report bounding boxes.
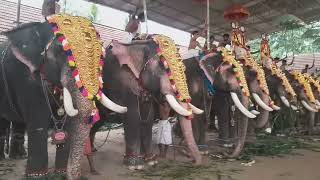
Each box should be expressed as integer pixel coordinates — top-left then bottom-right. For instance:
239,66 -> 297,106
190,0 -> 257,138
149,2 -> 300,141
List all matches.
152,35 -> 191,103
242,54 -> 270,96
47,14 -> 105,124
270,65 -> 297,97
219,48 -> 250,97
303,74 -> 320,94
291,70 -> 316,103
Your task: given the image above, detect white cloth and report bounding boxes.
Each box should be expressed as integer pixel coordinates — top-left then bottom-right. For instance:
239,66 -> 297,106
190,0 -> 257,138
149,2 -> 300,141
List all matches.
196,36 -> 206,50
155,118 -> 175,145
181,49 -> 200,60
120,32 -> 134,44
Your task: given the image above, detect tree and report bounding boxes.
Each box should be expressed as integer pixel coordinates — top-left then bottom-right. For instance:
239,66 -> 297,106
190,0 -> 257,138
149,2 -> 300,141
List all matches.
248,20 -> 320,61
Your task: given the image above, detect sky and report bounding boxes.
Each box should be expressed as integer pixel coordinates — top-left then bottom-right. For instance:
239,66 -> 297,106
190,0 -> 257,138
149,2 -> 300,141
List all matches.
6,0 -> 191,46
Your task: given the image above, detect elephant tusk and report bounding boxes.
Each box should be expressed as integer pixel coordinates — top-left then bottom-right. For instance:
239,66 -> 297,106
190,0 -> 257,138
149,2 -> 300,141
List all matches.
271,104 -> 281,111
250,110 -> 260,115
252,93 -> 273,112
301,100 -> 318,112
188,103 -> 204,114
280,96 -> 291,108
315,100 -> 320,106
230,92 -> 256,119
291,105 -> 298,111
165,94 -> 192,117
63,87 -> 79,117
265,128 -> 272,134
100,93 -> 128,114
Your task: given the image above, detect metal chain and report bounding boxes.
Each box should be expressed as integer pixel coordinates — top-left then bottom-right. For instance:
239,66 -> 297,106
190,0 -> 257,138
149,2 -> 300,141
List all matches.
40,71 -> 67,131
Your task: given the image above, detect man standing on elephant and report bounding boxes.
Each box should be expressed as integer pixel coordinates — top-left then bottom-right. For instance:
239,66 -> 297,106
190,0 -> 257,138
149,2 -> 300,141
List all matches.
42,0 -> 60,17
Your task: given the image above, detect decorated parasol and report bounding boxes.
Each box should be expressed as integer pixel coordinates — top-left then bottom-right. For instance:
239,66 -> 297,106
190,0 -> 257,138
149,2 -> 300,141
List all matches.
224,5 -> 250,22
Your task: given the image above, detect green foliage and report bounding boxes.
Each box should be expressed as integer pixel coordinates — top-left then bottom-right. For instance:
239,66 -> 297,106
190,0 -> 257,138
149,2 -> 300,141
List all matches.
239,135 -> 320,161
248,20 -> 320,59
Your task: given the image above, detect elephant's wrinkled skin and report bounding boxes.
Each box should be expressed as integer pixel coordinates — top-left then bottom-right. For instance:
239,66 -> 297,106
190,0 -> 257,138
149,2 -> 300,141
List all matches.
102,39 -> 201,167
0,21 -> 124,179
200,52 -> 253,157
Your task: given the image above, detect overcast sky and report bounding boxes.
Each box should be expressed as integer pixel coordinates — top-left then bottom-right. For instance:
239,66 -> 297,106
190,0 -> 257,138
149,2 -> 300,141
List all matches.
6,0 -> 190,46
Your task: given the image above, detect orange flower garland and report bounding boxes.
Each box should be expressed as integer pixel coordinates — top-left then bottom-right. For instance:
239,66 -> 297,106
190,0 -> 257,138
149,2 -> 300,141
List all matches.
291,71 -> 316,103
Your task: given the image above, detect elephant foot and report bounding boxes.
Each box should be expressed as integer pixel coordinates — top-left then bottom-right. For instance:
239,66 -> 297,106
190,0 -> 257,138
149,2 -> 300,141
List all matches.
245,136 -> 257,145
144,154 -> 158,166
0,153 -> 5,160
9,137 -> 27,159
123,155 -> 144,170
54,168 -> 67,175
198,145 -> 209,155
25,169 -> 49,178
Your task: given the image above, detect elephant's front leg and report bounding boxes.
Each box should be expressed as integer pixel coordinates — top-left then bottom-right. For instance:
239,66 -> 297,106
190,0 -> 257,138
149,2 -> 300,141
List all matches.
140,121 -> 157,166
123,109 -> 143,170
9,122 -> 27,159
0,119 -> 9,160
54,120 -> 71,174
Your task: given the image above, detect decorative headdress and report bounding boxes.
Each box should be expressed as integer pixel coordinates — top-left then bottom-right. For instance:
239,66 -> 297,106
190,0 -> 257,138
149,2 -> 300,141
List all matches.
219,47 -> 250,96
291,70 -> 316,103
270,65 -> 297,97
47,14 -> 105,124
303,74 -> 320,94
153,35 -> 191,103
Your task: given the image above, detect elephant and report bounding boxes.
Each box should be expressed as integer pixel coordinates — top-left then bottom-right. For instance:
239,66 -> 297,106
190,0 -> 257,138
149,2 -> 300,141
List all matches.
198,48 -> 256,157
285,70 -> 318,134
101,37 -> 203,169
183,57 -> 212,154
0,17 -> 127,179
263,66 -> 299,133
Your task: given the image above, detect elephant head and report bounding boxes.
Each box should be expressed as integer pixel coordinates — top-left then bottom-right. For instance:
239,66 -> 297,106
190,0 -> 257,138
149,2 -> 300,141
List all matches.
104,35 -> 203,164
264,66 -> 298,110
285,71 -> 317,112
2,16 -> 127,179
199,48 -> 254,157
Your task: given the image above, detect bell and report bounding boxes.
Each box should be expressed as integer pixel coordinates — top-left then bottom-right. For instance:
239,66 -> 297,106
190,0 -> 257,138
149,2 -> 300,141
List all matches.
57,108 -> 65,116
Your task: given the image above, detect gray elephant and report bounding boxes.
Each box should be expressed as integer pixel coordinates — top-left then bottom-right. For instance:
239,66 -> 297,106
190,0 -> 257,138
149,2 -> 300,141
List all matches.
0,15 -> 127,179
199,48 -> 256,157
102,36 -> 203,169
285,70 -> 318,134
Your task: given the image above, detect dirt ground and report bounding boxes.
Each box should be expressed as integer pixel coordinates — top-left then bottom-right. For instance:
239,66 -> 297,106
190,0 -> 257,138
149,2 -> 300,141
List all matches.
1,129 -> 320,180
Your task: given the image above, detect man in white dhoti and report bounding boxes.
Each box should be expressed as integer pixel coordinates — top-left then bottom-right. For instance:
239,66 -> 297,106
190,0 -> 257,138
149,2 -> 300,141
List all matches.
156,102 -> 175,158
121,12 -> 144,44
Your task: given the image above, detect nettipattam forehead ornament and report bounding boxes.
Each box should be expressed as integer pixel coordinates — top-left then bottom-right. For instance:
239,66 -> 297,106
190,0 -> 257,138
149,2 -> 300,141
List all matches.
153,35 -> 191,103
47,14 -> 105,124
219,47 -> 250,97
303,73 -> 320,94
291,70 -> 316,103
270,65 -> 297,97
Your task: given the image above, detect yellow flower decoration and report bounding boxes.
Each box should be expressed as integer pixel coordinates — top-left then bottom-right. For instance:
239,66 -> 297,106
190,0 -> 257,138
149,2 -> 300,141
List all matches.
303,74 -> 320,94
242,54 -> 270,95
220,48 -> 250,96
153,35 -> 191,102
291,70 -> 316,103
270,65 -> 297,97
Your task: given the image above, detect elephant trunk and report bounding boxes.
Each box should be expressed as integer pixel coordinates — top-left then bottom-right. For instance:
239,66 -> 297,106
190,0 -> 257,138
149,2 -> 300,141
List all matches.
301,100 -> 318,112
225,95 -> 249,158
253,93 -> 270,128
179,103 -> 202,164
66,86 -> 93,180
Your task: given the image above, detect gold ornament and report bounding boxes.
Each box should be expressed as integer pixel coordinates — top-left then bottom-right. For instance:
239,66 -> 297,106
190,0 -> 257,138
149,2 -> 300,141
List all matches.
291,70 -> 316,103
242,54 -> 270,95
303,74 -> 320,94
153,35 -> 191,102
220,48 -> 250,96
270,65 -> 297,97
48,14 -> 102,97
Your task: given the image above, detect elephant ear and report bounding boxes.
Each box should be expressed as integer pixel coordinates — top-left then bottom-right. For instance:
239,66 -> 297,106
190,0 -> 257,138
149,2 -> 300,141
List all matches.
1,22 -> 53,74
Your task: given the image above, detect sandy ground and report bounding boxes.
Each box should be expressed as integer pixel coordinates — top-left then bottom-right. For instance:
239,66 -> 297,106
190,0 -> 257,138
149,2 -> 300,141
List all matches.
1,129 -> 320,180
